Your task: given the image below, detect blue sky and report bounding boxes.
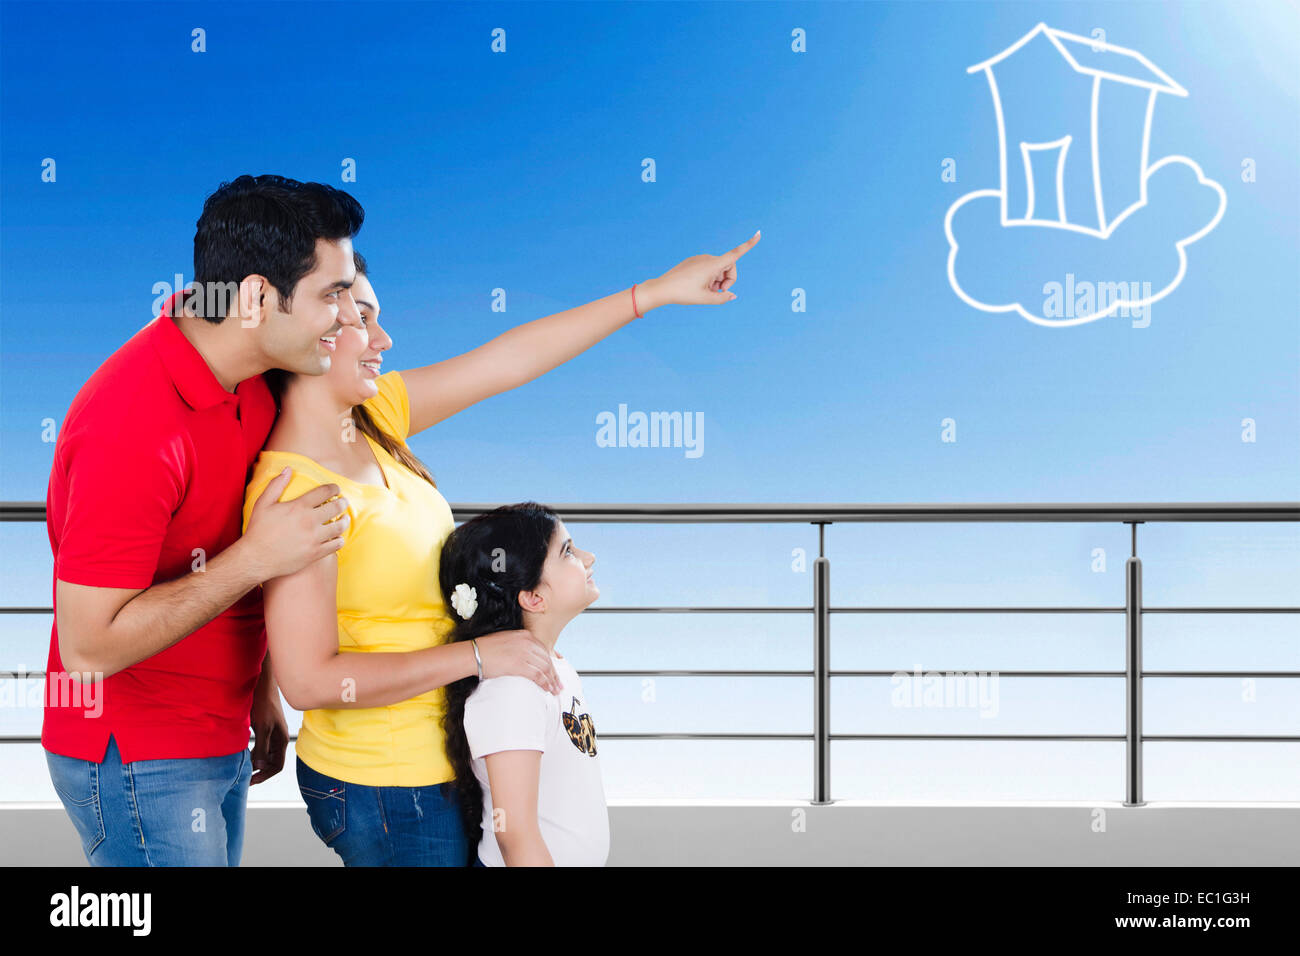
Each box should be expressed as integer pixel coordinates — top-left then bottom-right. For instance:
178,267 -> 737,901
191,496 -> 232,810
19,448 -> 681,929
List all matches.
1,0 -> 1296,804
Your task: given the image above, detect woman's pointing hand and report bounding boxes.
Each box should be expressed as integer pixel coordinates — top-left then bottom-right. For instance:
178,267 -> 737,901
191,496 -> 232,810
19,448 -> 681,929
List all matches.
639,230 -> 761,309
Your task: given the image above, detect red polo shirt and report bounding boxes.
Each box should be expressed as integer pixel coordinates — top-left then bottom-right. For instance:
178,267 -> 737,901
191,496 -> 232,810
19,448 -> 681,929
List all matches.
42,292 -> 278,763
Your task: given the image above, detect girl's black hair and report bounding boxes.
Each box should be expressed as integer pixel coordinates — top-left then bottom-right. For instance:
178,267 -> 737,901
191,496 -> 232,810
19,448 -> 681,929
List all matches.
437,501 -> 561,862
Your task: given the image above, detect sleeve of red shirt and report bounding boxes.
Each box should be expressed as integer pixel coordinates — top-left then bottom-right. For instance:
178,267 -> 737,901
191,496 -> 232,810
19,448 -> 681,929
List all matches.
54,426 -> 188,590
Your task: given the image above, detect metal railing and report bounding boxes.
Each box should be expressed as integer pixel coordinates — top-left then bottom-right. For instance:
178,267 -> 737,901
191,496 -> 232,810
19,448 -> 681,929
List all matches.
3,500 -> 1298,806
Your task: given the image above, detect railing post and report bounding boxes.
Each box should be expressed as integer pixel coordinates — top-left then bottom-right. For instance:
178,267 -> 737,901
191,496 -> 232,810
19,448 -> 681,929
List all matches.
813,524 -> 832,805
1125,522 -> 1146,807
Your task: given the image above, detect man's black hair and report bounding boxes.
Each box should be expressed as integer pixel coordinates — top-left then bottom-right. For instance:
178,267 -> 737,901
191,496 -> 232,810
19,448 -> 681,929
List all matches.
189,174 -> 364,323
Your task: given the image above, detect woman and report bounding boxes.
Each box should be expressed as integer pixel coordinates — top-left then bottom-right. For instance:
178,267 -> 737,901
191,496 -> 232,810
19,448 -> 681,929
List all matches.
241,231 -> 759,866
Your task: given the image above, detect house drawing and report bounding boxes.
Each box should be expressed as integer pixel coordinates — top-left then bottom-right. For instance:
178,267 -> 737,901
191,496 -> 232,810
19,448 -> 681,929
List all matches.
967,22 -> 1187,237
945,22 -> 1227,328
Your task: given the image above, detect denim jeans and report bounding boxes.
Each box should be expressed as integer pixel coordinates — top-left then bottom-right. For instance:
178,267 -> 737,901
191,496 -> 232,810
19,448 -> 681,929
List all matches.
296,755 -> 471,866
45,733 -> 252,866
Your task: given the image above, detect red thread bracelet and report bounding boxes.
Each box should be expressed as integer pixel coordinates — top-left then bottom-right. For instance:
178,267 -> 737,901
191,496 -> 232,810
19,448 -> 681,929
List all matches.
631,284 -> 642,318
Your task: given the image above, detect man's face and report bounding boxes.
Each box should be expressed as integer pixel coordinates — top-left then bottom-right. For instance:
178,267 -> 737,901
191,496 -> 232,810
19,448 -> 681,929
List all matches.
256,237 -> 362,375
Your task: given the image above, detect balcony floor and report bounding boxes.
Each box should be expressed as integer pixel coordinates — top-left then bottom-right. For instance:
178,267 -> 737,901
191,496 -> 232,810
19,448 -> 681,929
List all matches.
4,801 -> 1298,865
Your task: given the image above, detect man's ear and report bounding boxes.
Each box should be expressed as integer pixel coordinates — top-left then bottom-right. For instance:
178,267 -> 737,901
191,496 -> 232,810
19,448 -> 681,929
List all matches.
238,275 -> 267,328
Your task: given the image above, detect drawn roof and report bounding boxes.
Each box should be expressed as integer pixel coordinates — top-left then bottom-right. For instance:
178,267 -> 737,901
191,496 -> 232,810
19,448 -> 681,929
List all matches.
967,22 -> 1188,98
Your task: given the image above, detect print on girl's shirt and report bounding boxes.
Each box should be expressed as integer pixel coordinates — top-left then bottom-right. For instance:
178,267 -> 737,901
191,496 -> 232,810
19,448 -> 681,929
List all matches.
562,696 -> 598,756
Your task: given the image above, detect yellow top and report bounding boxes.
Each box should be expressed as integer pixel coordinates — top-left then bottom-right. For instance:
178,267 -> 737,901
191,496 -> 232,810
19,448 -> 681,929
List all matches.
241,370 -> 458,787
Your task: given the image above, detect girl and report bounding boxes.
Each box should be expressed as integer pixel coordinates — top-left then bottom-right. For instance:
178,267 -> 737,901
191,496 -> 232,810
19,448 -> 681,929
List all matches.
241,231 -> 760,866
438,503 -> 605,866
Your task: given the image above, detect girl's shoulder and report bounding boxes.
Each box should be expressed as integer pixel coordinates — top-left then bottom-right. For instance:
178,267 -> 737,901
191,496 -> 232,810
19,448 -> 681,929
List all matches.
463,675 -> 558,758
552,653 -> 581,680
468,675 -> 556,709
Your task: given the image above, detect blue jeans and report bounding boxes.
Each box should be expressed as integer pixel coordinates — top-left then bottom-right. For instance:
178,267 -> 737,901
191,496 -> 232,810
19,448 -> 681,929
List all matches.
45,733 -> 252,866
296,755 -> 471,866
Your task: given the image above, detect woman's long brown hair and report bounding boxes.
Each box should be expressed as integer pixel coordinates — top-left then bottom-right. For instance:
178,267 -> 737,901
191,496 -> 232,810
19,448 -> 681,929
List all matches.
261,251 -> 437,489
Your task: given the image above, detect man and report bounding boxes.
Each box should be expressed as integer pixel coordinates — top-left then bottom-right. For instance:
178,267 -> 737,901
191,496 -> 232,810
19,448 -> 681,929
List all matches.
42,174 -> 366,865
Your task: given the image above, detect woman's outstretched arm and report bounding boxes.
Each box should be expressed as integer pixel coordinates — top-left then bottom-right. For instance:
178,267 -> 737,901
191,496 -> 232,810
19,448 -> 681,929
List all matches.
401,230 -> 760,438
401,281 -> 658,439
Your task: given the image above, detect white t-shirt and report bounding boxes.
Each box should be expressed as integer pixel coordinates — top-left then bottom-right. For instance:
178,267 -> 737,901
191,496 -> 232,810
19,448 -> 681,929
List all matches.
465,652 -> 609,866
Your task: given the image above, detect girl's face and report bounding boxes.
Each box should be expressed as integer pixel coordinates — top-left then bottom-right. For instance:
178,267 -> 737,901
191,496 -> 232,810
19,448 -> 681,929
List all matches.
524,520 -> 598,619
326,271 -> 393,406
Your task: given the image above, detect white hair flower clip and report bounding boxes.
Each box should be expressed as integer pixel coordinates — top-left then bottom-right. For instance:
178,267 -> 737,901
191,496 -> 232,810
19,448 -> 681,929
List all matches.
450,583 -> 478,620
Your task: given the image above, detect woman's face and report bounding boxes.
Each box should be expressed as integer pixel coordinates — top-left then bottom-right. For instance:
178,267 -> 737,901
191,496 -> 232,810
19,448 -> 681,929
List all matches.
327,271 -> 393,406
528,520 -> 599,619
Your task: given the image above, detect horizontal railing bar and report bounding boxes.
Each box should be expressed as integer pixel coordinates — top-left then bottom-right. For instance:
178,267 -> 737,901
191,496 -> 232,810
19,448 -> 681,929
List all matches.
520,504 -> 1300,523
585,670 -> 1300,678
4,605 -> 1297,616
5,501 -> 1299,524
1142,608 -> 1300,614
594,733 -> 813,740
7,669 -> 1300,680
2,504 -> 50,522
582,607 -> 810,613
585,670 -> 1097,679
4,732 -> 1297,745
0,733 -> 808,744
834,607 -> 1299,614
832,734 -> 1125,741
830,670 -> 1297,678
833,607 -> 1121,613
1143,671 -> 1300,678
831,734 -> 1300,742
580,669 -> 811,677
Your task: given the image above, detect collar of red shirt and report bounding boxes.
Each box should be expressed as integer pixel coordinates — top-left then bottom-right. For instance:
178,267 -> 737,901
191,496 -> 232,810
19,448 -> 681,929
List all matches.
154,289 -> 253,411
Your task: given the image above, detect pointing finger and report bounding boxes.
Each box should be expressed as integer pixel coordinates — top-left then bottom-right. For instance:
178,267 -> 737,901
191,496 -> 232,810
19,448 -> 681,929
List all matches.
725,229 -> 761,262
